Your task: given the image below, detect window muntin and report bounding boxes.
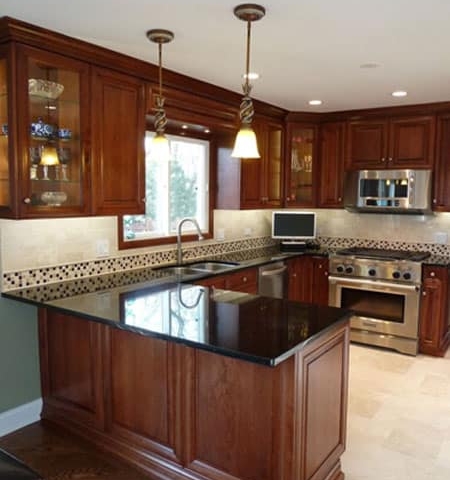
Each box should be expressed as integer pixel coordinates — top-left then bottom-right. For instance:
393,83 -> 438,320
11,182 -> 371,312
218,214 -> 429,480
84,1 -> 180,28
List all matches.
123,132 -> 209,242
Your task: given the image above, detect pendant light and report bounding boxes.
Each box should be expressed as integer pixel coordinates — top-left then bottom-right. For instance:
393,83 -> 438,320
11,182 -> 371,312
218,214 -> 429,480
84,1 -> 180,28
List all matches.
231,3 -> 265,159
146,29 -> 174,161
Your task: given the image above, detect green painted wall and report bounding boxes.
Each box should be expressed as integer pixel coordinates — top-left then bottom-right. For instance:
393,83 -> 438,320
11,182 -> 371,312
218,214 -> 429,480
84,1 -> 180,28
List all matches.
0,296 -> 41,413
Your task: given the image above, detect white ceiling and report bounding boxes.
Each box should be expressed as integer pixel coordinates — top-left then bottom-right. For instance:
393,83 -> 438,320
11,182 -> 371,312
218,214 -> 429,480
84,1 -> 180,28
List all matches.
2,0 -> 450,112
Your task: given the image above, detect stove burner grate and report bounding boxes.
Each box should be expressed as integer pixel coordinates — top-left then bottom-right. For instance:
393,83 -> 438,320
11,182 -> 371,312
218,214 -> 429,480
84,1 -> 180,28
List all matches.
335,247 -> 430,262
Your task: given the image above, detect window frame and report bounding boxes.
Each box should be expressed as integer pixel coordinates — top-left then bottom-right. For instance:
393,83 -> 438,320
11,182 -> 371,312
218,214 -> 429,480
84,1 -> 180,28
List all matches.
118,127 -> 216,250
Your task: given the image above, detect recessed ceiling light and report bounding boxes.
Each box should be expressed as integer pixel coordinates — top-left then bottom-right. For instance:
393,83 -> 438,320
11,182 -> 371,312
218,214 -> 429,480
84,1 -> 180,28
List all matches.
181,124 -> 188,129
309,100 -> 323,106
360,62 -> 380,69
242,72 -> 260,80
392,90 -> 408,97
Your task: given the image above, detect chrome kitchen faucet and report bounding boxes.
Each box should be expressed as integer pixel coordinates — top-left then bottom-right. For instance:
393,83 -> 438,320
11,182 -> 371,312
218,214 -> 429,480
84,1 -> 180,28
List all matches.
177,218 -> 204,265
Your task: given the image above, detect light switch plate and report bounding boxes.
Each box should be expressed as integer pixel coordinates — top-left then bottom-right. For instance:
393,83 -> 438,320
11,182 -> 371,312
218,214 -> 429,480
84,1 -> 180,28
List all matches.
96,239 -> 110,257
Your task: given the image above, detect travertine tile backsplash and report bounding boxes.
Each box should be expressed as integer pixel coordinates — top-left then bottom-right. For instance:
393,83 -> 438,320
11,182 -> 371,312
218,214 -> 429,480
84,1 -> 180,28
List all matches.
2,209 -> 450,288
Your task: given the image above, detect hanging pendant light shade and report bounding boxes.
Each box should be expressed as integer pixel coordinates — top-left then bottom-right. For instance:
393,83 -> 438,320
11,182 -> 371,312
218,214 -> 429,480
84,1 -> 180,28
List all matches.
231,3 -> 265,159
146,28 -> 174,161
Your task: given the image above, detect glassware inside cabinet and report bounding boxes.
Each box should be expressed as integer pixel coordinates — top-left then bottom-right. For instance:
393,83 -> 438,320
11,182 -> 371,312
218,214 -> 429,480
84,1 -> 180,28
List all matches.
0,58 -> 10,208
288,126 -> 315,204
27,58 -> 82,207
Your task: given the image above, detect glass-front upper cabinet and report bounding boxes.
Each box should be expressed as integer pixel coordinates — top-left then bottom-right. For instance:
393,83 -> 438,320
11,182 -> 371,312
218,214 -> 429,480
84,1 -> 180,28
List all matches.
16,45 -> 90,217
285,123 -> 318,207
0,51 -> 10,213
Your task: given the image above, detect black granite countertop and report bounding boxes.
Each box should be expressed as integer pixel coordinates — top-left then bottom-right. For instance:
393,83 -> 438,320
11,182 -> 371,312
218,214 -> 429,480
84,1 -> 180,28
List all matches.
4,280 -> 350,366
2,246 -> 348,366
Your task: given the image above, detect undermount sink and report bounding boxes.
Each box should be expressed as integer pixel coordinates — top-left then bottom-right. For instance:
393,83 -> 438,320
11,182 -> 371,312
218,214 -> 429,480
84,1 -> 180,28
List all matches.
158,266 -> 202,276
156,261 -> 239,276
189,261 -> 239,272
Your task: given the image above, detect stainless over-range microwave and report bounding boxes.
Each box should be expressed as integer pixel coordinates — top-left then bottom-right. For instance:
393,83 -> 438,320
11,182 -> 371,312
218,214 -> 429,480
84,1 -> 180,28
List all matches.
343,169 -> 432,214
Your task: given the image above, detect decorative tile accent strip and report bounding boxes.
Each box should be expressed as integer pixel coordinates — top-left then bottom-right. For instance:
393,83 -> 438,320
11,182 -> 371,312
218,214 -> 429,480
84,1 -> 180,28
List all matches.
2,236 -> 276,291
317,236 -> 450,256
4,234 -> 450,292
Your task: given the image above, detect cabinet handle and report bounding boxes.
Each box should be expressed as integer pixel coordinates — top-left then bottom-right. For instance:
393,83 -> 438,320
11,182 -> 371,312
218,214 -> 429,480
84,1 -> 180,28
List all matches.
430,272 -> 436,277
433,198 -> 437,204
381,157 -> 386,162
243,276 -> 247,282
388,157 -> 393,162
422,291 -> 427,296
141,198 -> 146,203
338,197 -> 342,202
324,271 -> 328,276
23,198 -> 31,204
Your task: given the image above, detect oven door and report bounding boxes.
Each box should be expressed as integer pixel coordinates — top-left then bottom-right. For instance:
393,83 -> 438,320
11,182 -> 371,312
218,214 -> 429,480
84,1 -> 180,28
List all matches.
328,275 -> 421,339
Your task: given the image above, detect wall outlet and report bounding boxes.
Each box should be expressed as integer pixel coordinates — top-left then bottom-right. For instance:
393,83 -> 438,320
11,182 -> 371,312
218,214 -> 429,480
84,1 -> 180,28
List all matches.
216,228 -> 225,241
434,232 -> 448,245
95,239 -> 110,257
244,227 -> 252,237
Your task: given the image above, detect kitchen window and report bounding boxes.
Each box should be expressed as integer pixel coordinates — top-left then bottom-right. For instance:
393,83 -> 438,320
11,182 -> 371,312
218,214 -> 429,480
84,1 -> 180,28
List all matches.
121,131 -> 211,246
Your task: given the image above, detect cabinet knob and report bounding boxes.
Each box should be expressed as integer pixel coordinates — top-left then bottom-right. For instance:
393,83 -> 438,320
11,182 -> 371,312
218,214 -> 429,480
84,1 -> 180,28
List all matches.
430,271 -> 436,277
422,291 -> 427,296
338,197 -> 342,202
433,198 -> 437,204
292,273 -> 297,277
243,276 -> 247,282
141,198 -> 146,203
381,157 -> 386,162
388,157 -> 393,162
23,198 -> 31,204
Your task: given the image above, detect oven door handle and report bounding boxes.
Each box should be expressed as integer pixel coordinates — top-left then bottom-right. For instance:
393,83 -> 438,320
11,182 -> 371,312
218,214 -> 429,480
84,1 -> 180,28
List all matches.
328,275 -> 420,292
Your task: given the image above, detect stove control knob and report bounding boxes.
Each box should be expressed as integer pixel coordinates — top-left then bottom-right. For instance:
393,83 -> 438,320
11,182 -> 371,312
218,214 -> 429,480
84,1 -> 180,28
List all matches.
392,271 -> 401,279
336,265 -> 345,273
345,266 -> 354,274
403,272 -> 412,281
368,268 -> 376,277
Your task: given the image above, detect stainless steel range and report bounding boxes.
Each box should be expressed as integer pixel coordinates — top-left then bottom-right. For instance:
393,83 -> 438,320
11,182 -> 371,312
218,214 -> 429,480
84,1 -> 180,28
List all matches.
328,247 -> 430,355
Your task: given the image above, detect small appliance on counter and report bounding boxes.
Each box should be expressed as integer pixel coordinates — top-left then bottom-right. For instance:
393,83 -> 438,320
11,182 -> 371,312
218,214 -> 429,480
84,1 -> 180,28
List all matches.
271,210 -> 316,252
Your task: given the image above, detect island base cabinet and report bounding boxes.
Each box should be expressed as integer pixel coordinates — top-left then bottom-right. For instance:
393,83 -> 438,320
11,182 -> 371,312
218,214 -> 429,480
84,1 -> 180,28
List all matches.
38,309 -> 349,480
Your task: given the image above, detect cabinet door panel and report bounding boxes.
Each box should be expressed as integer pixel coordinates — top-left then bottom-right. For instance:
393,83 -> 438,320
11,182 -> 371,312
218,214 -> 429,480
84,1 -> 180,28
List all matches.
433,114 -> 450,210
347,120 -> 387,169
265,123 -> 283,207
91,67 -> 146,215
240,157 -> 264,208
319,122 -> 346,208
389,116 -> 435,168
285,124 -> 317,207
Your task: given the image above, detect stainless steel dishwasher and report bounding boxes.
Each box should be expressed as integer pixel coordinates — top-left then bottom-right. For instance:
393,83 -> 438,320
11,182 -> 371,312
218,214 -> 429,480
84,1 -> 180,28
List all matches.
258,261 -> 287,299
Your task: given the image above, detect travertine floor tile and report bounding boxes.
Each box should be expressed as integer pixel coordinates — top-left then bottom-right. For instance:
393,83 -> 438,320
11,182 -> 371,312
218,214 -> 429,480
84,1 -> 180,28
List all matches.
343,344 -> 450,479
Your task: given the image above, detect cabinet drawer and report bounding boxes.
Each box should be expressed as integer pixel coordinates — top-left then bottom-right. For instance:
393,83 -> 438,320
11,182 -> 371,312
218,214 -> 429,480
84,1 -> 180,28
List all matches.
226,268 -> 258,293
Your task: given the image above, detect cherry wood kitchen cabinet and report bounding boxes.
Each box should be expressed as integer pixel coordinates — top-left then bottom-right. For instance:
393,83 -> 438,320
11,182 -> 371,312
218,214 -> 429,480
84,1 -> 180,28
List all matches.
195,266 -> 258,294
0,17 -> 147,218
432,113 -> 450,210
318,121 -> 346,208
37,305 -> 349,480
90,66 -> 146,215
287,256 -> 329,306
285,123 -> 318,207
216,119 -> 283,209
346,115 -> 436,170
419,265 -> 450,356
0,43 -> 91,218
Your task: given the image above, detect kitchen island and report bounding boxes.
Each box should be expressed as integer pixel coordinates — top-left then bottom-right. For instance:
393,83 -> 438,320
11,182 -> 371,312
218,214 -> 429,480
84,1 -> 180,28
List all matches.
4,278 -> 350,480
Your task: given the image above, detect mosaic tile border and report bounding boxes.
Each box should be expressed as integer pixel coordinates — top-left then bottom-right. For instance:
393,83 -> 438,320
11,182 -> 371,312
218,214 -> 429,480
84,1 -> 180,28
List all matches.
3,235 -> 450,292
2,236 -> 276,291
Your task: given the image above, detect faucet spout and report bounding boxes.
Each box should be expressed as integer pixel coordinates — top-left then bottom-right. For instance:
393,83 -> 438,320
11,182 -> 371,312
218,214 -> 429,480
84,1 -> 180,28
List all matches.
177,218 -> 204,265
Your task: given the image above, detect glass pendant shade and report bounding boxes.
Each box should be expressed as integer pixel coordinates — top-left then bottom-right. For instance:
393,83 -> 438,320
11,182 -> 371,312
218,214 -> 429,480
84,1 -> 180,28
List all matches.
231,125 -> 260,158
150,133 -> 170,161
40,145 -> 59,165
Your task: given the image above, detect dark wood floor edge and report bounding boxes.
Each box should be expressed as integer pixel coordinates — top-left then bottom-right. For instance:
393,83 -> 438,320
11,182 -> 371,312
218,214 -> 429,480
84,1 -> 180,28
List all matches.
40,417 -> 197,480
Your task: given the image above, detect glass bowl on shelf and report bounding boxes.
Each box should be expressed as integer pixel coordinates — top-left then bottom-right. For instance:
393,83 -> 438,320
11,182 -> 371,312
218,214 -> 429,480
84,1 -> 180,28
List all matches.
28,79 -> 64,100
40,191 -> 67,206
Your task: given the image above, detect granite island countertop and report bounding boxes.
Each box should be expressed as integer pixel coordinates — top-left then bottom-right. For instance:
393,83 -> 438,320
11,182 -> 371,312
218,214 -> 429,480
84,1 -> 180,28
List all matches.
2,245 -> 348,367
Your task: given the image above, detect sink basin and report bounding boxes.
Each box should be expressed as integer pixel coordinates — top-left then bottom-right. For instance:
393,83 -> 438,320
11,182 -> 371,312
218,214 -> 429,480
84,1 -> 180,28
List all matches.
189,261 -> 238,272
158,266 -> 202,276
156,261 -> 239,276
